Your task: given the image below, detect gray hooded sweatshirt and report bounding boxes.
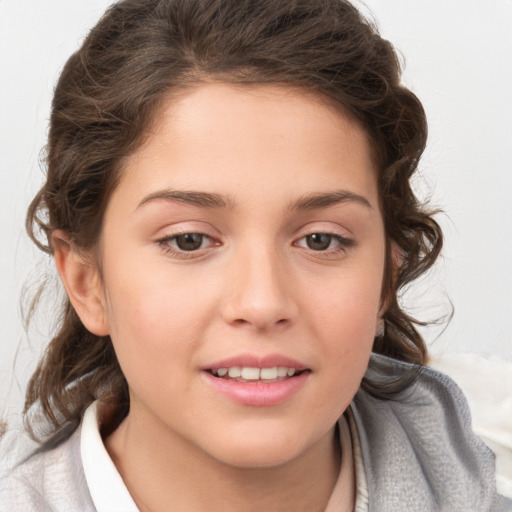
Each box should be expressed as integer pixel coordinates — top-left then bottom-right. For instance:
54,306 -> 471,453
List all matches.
1,354 -> 511,511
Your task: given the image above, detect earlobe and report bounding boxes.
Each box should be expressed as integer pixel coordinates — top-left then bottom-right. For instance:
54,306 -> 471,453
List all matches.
390,241 -> 404,274
374,319 -> 385,338
376,241 -> 402,336
52,230 -> 109,336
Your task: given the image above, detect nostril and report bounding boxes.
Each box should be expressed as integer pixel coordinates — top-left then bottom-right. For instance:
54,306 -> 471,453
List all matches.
221,287 -> 298,330
232,318 -> 250,326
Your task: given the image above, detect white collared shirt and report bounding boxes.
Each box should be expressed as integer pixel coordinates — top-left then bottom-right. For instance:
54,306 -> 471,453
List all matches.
81,402 -> 138,512
80,401 -> 368,512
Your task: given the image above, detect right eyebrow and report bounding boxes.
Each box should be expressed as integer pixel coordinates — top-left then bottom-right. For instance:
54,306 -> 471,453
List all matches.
135,189 -> 237,211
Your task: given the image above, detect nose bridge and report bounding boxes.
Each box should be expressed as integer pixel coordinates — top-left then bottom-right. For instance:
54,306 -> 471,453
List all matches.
222,238 -> 297,330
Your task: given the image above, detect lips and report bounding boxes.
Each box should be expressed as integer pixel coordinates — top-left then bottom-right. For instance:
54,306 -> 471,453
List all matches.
201,354 -> 310,406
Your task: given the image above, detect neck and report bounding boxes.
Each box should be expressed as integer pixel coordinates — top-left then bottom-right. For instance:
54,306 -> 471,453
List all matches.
105,406 -> 342,512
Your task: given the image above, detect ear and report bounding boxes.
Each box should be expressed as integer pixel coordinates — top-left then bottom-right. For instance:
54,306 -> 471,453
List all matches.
52,230 -> 110,336
375,241 -> 403,335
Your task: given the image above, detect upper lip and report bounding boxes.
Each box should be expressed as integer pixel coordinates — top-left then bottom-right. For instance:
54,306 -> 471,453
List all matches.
202,354 -> 309,371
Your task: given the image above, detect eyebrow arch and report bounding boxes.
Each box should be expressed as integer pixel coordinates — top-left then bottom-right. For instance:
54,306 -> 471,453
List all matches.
290,190 -> 374,211
136,189 -> 236,211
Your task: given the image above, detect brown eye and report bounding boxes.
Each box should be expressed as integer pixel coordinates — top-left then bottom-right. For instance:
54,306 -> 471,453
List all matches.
175,233 -> 205,251
305,233 -> 333,251
295,232 -> 354,254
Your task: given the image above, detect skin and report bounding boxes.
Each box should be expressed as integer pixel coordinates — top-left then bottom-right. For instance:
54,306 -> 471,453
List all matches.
55,83 -> 387,511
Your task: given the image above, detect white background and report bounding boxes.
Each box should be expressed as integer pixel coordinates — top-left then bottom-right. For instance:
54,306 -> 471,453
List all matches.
1,0 -> 511,426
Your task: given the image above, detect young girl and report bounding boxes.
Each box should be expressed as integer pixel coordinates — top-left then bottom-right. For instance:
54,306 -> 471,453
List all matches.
0,0 -> 509,510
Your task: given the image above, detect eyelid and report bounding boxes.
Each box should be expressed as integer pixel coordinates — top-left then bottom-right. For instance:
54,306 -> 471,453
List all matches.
158,231 -> 215,246
294,233 -> 354,248
292,223 -> 355,256
152,220 -> 220,243
153,221 -> 222,258
156,232 -> 221,260
294,222 -> 353,240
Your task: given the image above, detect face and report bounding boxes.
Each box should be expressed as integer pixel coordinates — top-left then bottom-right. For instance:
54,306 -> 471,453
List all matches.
95,83 -> 386,468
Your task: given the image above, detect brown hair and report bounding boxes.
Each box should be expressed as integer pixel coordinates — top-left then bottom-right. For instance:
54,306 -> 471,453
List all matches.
25,0 -> 442,444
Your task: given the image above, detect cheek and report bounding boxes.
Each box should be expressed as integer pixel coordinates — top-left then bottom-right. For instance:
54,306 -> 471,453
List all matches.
103,250 -> 212,330
307,265 -> 383,332
295,274 -> 380,436
301,254 -> 384,371
100,266 -> 197,372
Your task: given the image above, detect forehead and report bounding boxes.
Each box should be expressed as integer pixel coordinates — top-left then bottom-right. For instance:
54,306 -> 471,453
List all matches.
114,83 -> 379,211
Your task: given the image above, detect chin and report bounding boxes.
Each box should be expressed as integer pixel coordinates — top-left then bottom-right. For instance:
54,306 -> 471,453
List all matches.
201,424 -> 325,470
212,445 -> 303,470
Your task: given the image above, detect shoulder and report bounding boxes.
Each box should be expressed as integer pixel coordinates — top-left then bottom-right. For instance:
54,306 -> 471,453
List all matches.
351,353 -> 512,512
0,426 -> 95,512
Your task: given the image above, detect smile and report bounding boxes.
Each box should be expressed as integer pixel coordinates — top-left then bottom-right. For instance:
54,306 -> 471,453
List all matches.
202,359 -> 310,406
208,366 -> 302,382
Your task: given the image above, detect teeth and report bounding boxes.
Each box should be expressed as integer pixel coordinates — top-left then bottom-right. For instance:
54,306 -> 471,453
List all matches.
277,367 -> 288,377
260,367 -> 277,380
241,367 -> 260,380
212,366 -> 299,380
228,367 -> 242,378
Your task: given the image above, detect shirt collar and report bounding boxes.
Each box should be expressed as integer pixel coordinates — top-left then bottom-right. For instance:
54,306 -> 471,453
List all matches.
81,401 -> 139,512
80,400 -> 367,512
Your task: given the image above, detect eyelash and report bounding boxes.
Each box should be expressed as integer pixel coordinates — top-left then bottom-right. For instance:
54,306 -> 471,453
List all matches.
157,232 -> 218,258
156,231 -> 354,259
294,233 -> 354,255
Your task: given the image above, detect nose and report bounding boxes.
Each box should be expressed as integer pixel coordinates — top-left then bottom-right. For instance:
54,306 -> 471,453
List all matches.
221,245 -> 298,332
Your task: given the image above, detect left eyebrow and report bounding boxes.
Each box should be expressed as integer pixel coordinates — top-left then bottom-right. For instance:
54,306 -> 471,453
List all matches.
289,190 -> 374,211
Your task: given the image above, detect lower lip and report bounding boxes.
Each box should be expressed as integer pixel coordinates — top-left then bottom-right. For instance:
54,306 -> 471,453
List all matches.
201,371 -> 309,406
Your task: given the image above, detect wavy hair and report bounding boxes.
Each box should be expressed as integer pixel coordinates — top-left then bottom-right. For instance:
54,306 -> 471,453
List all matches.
25,0 -> 442,444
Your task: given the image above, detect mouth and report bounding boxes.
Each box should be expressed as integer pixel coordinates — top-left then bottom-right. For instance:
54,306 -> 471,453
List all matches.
202,361 -> 310,406
207,366 -> 307,383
